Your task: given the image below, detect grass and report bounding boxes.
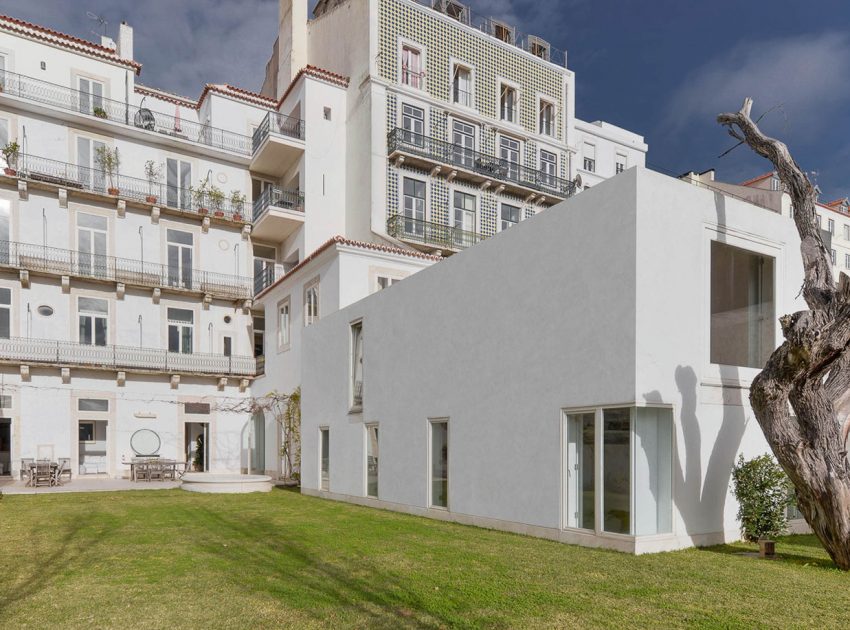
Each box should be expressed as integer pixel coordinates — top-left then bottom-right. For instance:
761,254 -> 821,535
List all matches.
1,489 -> 849,629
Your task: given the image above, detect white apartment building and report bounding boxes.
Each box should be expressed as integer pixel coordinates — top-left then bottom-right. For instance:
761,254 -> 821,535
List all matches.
0,0 -> 646,480
300,167 -> 806,553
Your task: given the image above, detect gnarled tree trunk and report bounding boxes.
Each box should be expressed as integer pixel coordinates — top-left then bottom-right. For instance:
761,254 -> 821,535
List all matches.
718,98 -> 850,569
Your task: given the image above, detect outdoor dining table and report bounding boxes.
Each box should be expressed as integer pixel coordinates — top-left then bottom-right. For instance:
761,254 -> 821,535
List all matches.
126,459 -> 187,482
24,461 -> 59,487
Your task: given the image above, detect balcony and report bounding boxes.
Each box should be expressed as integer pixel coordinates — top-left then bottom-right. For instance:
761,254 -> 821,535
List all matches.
250,111 -> 305,177
11,154 -> 249,223
0,336 -> 261,377
0,240 -> 253,301
251,186 -> 305,241
387,129 -> 576,200
387,214 -> 482,253
0,70 -> 252,156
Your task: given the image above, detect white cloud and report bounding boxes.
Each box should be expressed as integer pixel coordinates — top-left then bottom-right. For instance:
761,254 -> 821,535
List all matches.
665,32 -> 850,140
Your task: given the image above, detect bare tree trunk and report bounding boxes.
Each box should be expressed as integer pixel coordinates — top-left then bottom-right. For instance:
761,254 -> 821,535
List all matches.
718,98 -> 850,569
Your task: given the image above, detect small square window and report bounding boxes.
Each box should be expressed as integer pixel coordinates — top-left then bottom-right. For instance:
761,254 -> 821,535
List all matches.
323,107 -> 332,120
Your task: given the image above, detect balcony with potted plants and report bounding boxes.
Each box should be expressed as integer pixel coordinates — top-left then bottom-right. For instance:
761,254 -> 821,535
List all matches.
250,185 -> 305,241
2,150 -> 250,224
250,111 -> 305,178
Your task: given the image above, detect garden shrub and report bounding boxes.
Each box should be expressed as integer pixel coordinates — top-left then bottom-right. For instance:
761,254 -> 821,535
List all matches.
731,454 -> 793,542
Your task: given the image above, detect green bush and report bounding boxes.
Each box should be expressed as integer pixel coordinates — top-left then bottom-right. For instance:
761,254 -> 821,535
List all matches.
731,454 -> 793,542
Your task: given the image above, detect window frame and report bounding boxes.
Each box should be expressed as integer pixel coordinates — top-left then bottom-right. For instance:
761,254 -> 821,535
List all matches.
304,278 -> 320,327
277,296 -> 291,352
319,426 -> 330,491
537,96 -> 556,137
428,418 -> 449,510
365,423 -> 379,499
450,60 -> 475,109
499,202 -> 521,231
350,319 -> 364,412
76,295 -> 109,346
398,38 -> 427,91
78,421 -> 96,444
497,78 -> 521,126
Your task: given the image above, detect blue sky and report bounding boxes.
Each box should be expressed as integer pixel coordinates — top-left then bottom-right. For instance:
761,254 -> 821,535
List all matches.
3,0 -> 848,198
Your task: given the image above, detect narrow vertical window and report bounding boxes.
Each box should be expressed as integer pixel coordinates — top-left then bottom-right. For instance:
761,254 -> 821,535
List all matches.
583,143 -> 596,173
77,213 -> 108,278
366,424 -> 379,498
78,77 -> 104,115
451,120 -> 475,169
304,282 -> 320,326
166,158 -> 192,210
540,150 -> 557,188
223,336 -> 232,357
452,65 -> 472,107
350,321 -> 363,409
0,287 -> 11,339
603,408 -> 631,534
167,229 -> 194,290
402,177 -> 426,237
832,249 -> 837,265
76,137 -> 106,191
566,412 -> 595,530
828,218 -> 835,235
615,154 -> 627,174
277,298 -> 291,350
453,191 -> 476,247
499,136 -> 520,181
710,241 -> 775,368
253,314 -> 265,357
319,427 -> 330,490
500,85 -> 517,123
633,407 -> 673,535
430,420 -> 448,508
539,100 -> 554,136
0,198 -> 11,265
401,104 -> 424,146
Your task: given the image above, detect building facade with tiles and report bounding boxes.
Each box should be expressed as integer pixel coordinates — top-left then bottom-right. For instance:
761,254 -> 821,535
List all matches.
0,0 -> 645,481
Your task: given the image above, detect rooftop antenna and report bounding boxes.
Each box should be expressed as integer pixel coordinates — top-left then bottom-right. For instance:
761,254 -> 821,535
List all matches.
86,11 -> 109,38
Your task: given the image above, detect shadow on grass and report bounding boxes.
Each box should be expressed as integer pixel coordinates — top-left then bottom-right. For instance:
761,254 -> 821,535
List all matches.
192,502 -> 459,629
696,534 -> 837,570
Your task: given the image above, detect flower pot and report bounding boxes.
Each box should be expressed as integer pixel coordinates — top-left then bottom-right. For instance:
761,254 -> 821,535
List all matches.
108,187 -> 120,196
145,195 -> 158,204
214,210 -> 225,218
758,539 -> 776,559
3,167 -> 16,177
233,213 -> 243,222
198,207 -> 209,215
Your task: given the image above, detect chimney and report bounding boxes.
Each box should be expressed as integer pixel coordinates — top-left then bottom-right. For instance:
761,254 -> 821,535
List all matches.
101,36 -> 117,51
118,21 -> 134,61
276,0 -> 308,98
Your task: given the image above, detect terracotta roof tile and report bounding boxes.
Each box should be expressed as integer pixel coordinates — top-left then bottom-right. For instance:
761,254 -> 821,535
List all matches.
739,171 -> 775,187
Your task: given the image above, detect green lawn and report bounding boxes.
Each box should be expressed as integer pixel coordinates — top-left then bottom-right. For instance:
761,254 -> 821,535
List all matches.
1,489 -> 849,629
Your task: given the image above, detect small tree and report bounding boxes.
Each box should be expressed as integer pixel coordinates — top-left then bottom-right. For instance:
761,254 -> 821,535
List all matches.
2,140 -> 20,171
732,454 -> 792,542
144,160 -> 162,200
208,185 -> 225,213
94,145 -> 120,193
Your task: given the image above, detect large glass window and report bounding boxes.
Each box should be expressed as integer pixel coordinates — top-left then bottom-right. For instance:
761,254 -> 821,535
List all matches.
430,420 -> 448,508
319,427 -> 329,491
167,229 -> 193,290
366,424 -> 379,498
603,408 -> 631,534
634,407 -> 673,536
401,104 -> 424,146
500,85 -> 517,123
453,191 -> 476,239
77,213 -> 108,278
566,412 -> 595,530
710,241 -> 775,368
499,136 -> 520,181
0,287 -> 10,339
452,120 -> 475,169
166,158 -> 191,210
78,77 -> 104,116
78,297 -> 108,346
540,150 -> 557,188
76,137 -> 106,191
452,65 -> 472,107
403,177 -> 426,237
167,307 -> 194,354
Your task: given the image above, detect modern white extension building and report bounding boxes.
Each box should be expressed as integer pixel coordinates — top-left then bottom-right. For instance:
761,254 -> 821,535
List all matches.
0,0 -> 645,482
300,167 -> 804,553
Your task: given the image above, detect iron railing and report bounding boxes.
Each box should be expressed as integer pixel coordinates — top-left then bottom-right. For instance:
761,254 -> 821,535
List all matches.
254,266 -> 277,295
0,69 -> 252,155
387,214 -> 482,250
14,153 -> 250,222
388,128 -> 576,198
251,186 -> 305,223
452,86 -> 473,107
0,240 -> 252,300
0,335 -> 261,376
409,0 -> 568,67
251,111 -> 306,154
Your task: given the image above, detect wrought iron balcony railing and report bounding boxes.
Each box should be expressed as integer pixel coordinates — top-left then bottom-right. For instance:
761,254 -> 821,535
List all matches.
254,265 -> 277,295
0,335 -> 261,377
0,69 -> 252,156
387,214 -> 482,251
0,240 -> 252,300
387,128 -> 576,198
251,186 -> 305,223
13,154 -> 249,222
251,111 -> 306,154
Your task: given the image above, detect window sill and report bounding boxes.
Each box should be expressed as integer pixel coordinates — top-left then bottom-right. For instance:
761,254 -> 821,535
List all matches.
348,405 -> 363,415
276,345 -> 291,354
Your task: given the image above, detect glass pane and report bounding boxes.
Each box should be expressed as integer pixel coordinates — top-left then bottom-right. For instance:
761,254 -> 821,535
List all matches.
167,229 -> 193,245
168,245 -> 180,286
78,297 -> 108,313
80,316 -> 92,345
0,307 -> 9,339
79,423 -> 94,442
166,158 -> 178,207
223,337 -> 232,356
431,421 -> 448,507
182,247 -> 193,288
634,407 -> 673,535
167,308 -> 193,323
182,327 -> 192,354
367,425 -> 378,498
0,287 -> 10,305
78,213 -> 107,230
320,428 -> 329,490
0,199 -> 9,243
168,325 -> 179,353
78,399 -> 109,412
94,317 -> 107,346
710,241 -> 775,368
603,409 -> 631,534
566,412 -> 595,530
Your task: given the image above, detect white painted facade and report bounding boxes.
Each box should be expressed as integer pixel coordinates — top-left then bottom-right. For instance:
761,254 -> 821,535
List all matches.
300,167 -> 805,553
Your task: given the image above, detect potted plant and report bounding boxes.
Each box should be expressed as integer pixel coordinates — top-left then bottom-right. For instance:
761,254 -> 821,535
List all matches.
95,145 -> 121,195
2,140 -> 20,176
230,190 -> 246,221
93,106 -> 107,119
209,185 -> 225,217
731,454 -> 793,559
191,183 -> 209,214
143,160 -> 161,204
193,434 -> 205,472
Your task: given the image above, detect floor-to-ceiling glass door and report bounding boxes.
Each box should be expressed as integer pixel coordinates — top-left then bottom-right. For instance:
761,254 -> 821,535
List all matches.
185,422 -> 209,472
0,419 -> 11,477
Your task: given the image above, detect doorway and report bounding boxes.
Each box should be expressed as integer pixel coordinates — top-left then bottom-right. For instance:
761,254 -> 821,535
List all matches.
249,412 -> 265,474
0,419 -> 10,477
78,419 -> 108,475
185,422 -> 209,472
